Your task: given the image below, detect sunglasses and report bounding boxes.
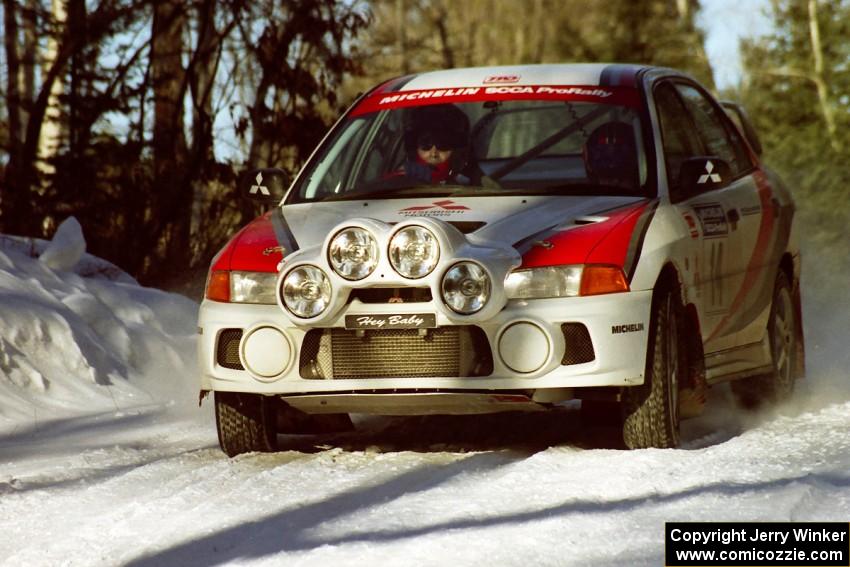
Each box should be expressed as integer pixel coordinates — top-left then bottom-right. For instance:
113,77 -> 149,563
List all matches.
416,134 -> 453,152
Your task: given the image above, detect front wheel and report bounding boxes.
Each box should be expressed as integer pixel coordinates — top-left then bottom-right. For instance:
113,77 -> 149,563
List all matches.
622,287 -> 682,449
215,392 -> 278,457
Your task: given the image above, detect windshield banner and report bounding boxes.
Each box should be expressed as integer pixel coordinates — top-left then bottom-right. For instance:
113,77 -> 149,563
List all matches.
351,85 -> 641,116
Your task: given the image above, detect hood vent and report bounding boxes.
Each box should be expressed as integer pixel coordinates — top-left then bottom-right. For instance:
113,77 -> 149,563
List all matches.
573,215 -> 608,225
447,221 -> 486,233
386,221 -> 485,234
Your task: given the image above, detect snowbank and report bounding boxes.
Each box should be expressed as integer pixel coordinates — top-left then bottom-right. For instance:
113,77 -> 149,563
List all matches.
0,219 -> 199,433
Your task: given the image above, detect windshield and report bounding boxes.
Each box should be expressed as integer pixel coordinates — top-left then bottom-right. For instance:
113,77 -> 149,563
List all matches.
288,86 -> 650,204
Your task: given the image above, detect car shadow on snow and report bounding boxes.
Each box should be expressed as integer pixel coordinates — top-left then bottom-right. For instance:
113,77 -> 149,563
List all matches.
123,450 -> 518,567
274,406 -> 627,455
122,445 -> 850,567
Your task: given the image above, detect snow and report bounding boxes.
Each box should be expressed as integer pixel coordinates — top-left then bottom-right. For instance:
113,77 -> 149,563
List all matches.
38,216 -> 86,272
0,223 -> 848,566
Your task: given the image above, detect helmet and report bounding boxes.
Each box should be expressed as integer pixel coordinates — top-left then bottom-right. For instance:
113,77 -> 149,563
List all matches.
404,104 -> 470,156
582,121 -> 638,189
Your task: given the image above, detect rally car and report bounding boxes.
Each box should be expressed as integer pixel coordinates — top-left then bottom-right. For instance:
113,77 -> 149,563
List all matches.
198,64 -> 804,456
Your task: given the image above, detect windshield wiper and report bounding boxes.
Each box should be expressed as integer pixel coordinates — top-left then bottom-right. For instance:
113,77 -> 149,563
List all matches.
488,106 -> 610,182
324,184 -> 469,202
538,182 -> 642,196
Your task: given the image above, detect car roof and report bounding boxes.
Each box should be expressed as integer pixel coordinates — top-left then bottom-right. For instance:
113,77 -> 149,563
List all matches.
391,63 -> 668,91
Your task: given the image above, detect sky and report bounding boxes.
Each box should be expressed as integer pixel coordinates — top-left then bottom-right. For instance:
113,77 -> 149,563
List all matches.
700,0 -> 775,89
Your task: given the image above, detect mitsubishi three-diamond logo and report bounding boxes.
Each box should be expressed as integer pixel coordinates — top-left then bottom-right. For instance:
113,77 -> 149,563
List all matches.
697,161 -> 722,184
249,173 -> 270,195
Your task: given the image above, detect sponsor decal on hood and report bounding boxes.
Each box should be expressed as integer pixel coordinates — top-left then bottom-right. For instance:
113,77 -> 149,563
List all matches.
399,200 -> 470,217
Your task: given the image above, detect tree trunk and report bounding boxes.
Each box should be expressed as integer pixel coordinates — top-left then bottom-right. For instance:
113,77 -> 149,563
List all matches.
37,0 -> 68,177
396,0 -> 409,74
807,0 -> 839,152
3,0 -> 23,195
191,2 -> 215,159
21,1 -> 37,111
150,0 -> 189,276
67,0 -> 86,161
431,3 -> 454,68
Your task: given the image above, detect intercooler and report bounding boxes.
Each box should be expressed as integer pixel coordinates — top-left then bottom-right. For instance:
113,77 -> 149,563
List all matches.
299,326 -> 493,379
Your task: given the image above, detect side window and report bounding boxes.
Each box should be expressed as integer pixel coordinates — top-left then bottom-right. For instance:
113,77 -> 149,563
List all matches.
654,82 -> 703,197
352,110 -> 405,184
674,84 -> 752,176
301,117 -> 370,199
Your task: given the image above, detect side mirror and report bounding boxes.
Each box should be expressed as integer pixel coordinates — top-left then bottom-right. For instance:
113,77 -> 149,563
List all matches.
241,168 -> 289,203
720,101 -> 763,156
678,157 -> 732,196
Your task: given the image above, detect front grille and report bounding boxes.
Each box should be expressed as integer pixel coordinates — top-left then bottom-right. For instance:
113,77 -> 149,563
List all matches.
300,326 -> 493,379
349,287 -> 432,304
216,329 -> 244,370
561,323 -> 595,365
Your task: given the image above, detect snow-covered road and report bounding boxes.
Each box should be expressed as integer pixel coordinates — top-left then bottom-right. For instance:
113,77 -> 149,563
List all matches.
2,391 -> 850,566
1,222 -> 848,566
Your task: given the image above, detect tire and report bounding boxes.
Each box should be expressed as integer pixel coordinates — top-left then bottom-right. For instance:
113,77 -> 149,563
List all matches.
731,271 -> 796,408
622,286 -> 682,449
215,392 -> 278,457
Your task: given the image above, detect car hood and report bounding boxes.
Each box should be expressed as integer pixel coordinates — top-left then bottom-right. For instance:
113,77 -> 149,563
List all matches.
281,195 -> 647,249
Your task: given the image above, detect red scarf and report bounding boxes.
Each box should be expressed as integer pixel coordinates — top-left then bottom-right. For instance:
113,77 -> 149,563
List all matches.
418,157 -> 452,183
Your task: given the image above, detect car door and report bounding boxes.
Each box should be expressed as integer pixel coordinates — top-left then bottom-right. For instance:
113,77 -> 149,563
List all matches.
654,80 -> 764,355
672,83 -> 778,351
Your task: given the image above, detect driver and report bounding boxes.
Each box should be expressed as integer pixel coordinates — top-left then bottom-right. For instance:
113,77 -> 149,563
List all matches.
401,104 -> 469,184
582,121 -> 639,190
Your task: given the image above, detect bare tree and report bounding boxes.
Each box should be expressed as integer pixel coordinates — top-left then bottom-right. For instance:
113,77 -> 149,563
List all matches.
3,1 -> 23,201
807,0 -> 839,152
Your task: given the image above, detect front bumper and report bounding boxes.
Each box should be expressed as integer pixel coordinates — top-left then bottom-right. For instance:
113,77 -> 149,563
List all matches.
197,290 -> 652,400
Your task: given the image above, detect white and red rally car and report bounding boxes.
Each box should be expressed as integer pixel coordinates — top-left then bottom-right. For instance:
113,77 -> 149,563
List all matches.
199,64 -> 804,456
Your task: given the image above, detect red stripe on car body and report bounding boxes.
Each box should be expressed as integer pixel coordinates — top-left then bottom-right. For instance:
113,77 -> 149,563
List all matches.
210,212 -> 282,273
519,202 -> 650,269
706,169 -> 775,341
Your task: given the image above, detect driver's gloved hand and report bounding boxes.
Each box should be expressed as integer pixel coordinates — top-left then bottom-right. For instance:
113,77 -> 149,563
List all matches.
405,159 -> 433,183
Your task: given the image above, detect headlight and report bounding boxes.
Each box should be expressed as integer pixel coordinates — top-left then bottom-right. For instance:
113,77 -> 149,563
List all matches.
442,262 -> 491,314
281,265 -> 332,318
329,227 -> 378,280
231,271 -> 279,304
389,226 -> 439,278
504,266 -> 583,299
504,265 -> 629,298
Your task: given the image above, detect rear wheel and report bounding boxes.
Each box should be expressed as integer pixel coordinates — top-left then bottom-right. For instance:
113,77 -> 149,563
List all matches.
731,271 -> 796,408
622,287 -> 682,449
215,392 -> 278,457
